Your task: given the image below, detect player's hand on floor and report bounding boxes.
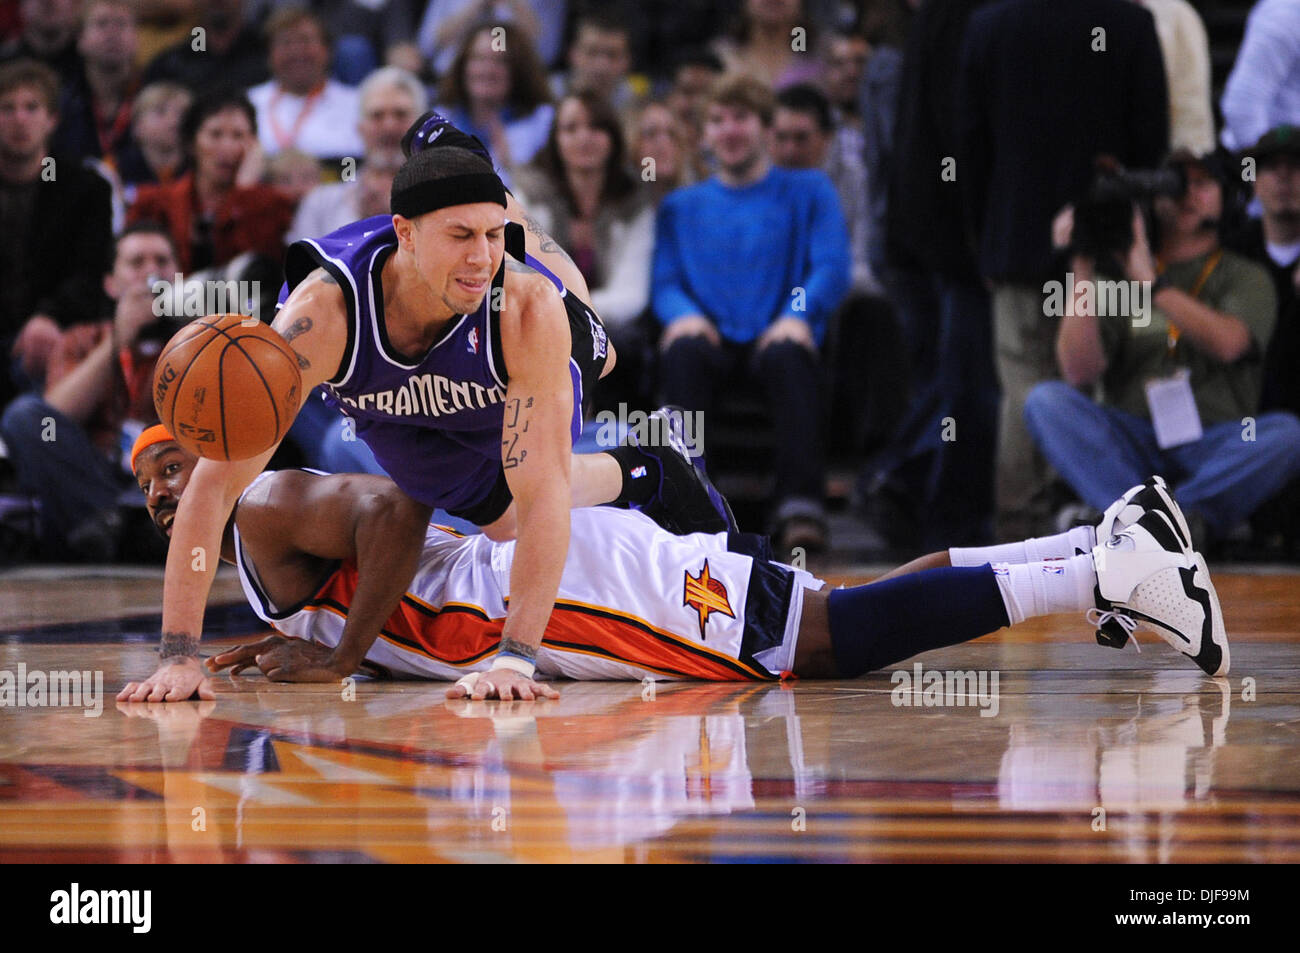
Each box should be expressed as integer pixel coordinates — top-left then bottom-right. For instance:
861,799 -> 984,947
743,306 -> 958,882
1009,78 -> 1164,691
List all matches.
447,669 -> 560,701
207,633 -> 289,674
115,698 -> 217,722
209,634 -> 346,682
117,657 -> 215,703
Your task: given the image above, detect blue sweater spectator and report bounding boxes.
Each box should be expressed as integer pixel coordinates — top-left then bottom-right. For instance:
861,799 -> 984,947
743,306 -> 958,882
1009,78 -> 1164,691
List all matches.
654,76 -> 851,554
653,166 -> 849,345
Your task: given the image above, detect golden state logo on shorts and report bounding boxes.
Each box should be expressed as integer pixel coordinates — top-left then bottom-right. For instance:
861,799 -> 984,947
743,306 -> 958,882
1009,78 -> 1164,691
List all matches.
683,560 -> 735,639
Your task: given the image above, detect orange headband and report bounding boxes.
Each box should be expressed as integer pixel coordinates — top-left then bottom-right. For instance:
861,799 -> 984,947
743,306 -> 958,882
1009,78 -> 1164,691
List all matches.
130,424 -> 177,472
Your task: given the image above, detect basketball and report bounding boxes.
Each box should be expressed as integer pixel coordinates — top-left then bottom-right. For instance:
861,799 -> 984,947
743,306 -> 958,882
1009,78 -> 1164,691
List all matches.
152,314 -> 302,461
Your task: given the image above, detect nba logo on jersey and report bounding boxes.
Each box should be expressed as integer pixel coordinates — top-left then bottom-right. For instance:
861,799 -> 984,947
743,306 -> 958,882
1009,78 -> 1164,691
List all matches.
467,327 -> 479,354
630,465 -> 647,479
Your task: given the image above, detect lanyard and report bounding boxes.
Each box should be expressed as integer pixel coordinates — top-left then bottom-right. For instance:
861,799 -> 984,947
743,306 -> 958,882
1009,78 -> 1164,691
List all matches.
1155,249 -> 1221,352
268,83 -> 325,151
93,88 -> 135,161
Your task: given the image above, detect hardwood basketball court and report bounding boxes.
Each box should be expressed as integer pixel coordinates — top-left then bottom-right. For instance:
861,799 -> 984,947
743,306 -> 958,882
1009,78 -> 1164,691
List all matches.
1,565 -> 1297,863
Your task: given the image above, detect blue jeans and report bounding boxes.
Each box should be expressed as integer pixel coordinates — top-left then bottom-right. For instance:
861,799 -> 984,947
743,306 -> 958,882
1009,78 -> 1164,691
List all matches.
872,271 -> 998,545
1024,380 -> 1300,535
0,393 -> 127,552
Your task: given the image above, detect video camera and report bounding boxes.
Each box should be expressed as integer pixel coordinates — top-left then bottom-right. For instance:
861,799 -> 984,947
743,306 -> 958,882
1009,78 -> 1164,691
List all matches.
1070,158 -> 1188,276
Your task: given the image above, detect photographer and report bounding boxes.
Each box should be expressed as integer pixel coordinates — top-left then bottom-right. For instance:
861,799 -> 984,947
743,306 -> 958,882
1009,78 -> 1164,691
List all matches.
1025,152 -> 1300,547
0,223 -> 178,560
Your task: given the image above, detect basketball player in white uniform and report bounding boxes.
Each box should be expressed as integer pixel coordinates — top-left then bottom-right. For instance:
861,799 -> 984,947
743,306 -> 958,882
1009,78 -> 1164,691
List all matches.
119,424 -> 1230,702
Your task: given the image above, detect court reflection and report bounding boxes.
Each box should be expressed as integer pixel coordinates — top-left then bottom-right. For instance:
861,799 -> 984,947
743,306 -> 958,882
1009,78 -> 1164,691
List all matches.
8,666 -> 1266,862
104,682 -> 846,861
997,672 -> 1232,811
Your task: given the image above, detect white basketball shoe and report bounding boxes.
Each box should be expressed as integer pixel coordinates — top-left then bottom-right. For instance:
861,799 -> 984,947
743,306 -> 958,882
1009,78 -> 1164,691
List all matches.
1091,507 -> 1229,677
1092,476 -> 1195,649
1096,475 -> 1192,548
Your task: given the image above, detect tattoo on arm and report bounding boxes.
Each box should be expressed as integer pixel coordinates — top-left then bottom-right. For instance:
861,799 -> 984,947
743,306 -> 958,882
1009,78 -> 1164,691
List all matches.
498,636 -> 538,661
315,270 -> 338,285
159,631 -> 200,662
502,396 -> 532,469
502,432 -> 525,468
282,316 -> 313,370
523,215 -> 575,267
283,316 -> 313,342
522,215 -> 545,240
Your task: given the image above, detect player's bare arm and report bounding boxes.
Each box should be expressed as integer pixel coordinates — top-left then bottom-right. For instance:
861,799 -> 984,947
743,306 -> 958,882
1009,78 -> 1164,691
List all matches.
208,470 -> 432,681
507,195 -> 618,379
118,270 -> 349,703
507,192 -> 589,301
452,268 -> 571,701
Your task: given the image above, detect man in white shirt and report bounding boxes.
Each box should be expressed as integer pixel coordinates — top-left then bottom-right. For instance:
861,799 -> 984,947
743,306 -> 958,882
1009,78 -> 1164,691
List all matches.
288,66 -> 427,241
245,7 -> 364,162
1219,0 -> 1300,152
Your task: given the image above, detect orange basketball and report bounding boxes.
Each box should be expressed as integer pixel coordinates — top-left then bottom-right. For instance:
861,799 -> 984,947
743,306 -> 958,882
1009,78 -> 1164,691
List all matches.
153,314 -> 302,461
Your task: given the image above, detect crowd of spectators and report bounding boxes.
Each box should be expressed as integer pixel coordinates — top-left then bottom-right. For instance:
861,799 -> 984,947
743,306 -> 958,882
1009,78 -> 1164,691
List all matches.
2,0 -> 1299,565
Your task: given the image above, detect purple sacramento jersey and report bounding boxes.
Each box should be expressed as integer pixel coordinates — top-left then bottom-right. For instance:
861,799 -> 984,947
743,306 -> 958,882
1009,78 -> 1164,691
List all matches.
279,215 -> 592,514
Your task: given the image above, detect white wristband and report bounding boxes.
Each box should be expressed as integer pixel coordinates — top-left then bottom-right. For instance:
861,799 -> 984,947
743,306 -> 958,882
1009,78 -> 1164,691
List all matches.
491,654 -> 536,679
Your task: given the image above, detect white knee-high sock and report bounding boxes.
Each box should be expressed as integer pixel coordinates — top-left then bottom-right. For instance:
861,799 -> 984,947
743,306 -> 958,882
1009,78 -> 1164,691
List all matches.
950,526 -> 1097,568
992,553 -> 1098,625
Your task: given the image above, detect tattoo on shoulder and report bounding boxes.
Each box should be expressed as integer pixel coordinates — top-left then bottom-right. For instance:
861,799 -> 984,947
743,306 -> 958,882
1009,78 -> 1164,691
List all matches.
159,631 -> 201,662
523,215 -> 576,267
504,258 -> 535,274
315,270 -> 338,286
522,215 -> 546,240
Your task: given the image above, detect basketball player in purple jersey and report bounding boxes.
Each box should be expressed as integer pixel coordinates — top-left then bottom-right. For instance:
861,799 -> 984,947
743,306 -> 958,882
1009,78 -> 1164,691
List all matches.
126,120 -> 734,704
